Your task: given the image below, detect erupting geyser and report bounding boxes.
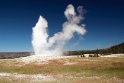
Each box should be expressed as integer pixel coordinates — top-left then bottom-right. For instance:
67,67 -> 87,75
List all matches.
32,4 -> 86,56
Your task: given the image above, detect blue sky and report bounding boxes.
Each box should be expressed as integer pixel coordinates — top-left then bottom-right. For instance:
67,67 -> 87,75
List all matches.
0,0 -> 124,52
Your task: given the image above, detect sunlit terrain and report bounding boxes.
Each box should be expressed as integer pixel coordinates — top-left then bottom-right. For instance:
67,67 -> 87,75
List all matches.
0,55 -> 124,83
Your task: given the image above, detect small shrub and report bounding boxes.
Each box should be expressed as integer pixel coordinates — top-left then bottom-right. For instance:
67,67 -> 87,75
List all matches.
89,54 -> 99,57
78,55 -> 85,57
93,54 -> 99,57
89,55 -> 93,57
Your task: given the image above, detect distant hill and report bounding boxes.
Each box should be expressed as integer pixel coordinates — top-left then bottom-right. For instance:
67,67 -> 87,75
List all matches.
108,42 -> 124,54
66,42 -> 124,56
0,52 -> 31,59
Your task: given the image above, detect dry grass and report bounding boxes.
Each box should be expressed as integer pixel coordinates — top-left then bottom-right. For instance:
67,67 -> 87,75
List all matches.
0,57 -> 124,83
0,75 -> 123,83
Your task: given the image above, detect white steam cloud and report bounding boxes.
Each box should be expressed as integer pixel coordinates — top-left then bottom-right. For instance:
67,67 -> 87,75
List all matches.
32,4 -> 86,56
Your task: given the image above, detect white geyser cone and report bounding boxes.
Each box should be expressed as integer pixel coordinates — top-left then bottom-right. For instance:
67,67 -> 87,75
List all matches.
32,4 -> 86,56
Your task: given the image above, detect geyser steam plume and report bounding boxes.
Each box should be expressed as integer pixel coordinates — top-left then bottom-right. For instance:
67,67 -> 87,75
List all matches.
32,4 -> 86,56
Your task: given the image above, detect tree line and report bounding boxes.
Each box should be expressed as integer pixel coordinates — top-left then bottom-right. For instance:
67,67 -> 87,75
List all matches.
65,42 -> 124,56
